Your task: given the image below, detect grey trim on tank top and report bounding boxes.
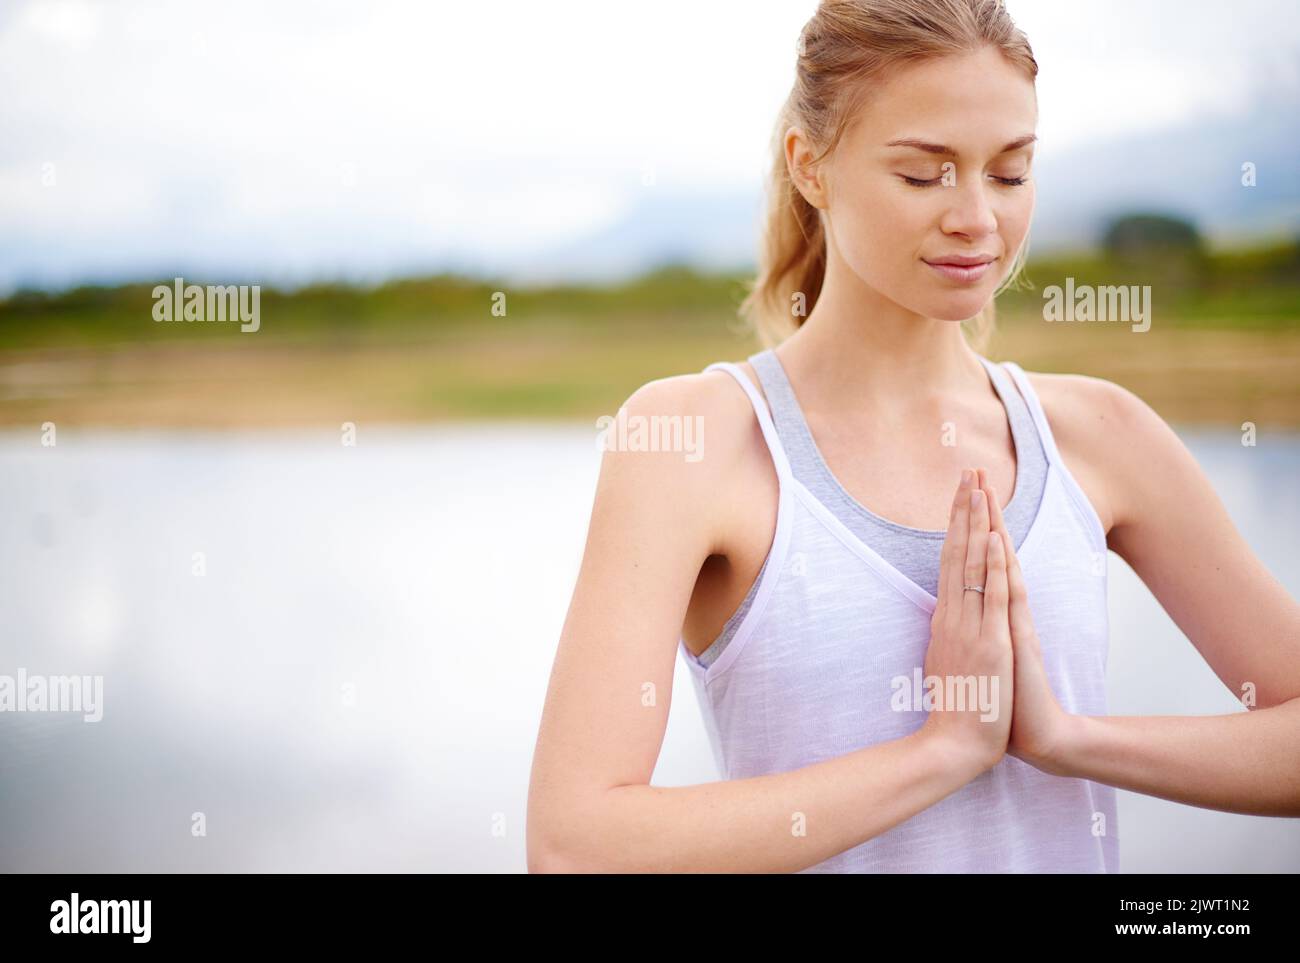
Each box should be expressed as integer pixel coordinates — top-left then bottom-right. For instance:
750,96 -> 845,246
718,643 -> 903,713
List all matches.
695,348 -> 1048,669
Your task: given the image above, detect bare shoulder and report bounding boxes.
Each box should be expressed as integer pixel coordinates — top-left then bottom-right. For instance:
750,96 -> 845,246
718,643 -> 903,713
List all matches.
597,362 -> 774,551
1021,368 -> 1167,445
614,363 -> 767,467
1019,368 -> 1180,535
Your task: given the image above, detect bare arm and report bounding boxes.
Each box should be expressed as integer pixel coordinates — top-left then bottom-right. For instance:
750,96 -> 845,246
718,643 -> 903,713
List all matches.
1056,704 -> 1300,817
526,375 -> 1004,872
1034,375 -> 1300,816
565,729 -> 978,873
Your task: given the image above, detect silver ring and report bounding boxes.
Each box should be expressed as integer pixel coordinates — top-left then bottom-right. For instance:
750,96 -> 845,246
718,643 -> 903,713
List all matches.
963,585 -> 985,594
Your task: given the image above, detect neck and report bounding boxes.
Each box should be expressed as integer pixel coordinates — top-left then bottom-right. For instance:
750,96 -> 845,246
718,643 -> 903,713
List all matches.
775,271 -> 989,416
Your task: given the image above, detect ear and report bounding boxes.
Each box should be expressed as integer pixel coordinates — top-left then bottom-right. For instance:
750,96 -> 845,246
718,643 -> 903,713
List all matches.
785,126 -> 829,210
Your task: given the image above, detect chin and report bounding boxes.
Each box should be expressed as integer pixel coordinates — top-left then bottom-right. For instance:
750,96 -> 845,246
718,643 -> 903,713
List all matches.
925,293 -> 991,322
901,267 -> 999,321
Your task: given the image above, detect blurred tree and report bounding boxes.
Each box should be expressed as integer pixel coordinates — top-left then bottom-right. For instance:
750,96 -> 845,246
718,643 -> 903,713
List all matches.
1102,213 -> 1205,258
1101,212 -> 1209,291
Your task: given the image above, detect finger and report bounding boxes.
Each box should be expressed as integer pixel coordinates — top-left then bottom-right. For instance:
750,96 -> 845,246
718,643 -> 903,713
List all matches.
980,531 -> 1009,642
978,468 -> 1003,537
961,484 -> 991,630
977,469 -> 1031,640
979,468 -> 1022,578
942,469 -> 975,617
981,476 -> 1011,560
1006,537 -> 1034,639
935,469 -> 967,608
982,470 -> 1024,590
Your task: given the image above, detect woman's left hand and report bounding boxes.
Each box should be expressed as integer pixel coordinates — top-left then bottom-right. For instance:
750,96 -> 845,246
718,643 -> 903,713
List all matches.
977,468 -> 1076,776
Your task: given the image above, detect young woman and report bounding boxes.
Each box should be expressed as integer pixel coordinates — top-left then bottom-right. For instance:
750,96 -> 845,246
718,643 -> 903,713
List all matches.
526,0 -> 1300,873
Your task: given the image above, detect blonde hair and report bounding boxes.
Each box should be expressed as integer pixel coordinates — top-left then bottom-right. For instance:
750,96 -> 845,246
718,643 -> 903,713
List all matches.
740,0 -> 1038,351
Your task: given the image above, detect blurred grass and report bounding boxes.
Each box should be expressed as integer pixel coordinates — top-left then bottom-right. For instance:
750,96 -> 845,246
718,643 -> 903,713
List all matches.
0,245 -> 1297,428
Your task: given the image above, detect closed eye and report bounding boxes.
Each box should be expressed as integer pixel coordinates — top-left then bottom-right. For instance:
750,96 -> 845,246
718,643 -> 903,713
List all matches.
897,174 -> 1028,187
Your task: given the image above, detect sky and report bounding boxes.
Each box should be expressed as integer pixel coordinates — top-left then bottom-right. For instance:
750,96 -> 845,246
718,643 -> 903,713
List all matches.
0,0 -> 1297,292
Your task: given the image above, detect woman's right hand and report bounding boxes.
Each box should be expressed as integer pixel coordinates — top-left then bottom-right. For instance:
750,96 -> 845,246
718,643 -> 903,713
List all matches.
919,468 -> 1014,775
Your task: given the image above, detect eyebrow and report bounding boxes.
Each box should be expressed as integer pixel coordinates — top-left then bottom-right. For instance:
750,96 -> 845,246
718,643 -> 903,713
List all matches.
884,134 -> 1037,157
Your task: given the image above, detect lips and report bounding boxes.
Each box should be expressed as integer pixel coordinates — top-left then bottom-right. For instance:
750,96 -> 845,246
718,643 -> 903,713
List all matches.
927,254 -> 996,266
923,254 -> 997,283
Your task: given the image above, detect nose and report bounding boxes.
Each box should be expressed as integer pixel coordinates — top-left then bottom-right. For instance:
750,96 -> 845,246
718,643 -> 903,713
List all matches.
939,176 -> 999,242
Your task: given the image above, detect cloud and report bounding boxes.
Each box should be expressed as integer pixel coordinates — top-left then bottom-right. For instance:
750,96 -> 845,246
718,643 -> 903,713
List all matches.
0,0 -> 1295,291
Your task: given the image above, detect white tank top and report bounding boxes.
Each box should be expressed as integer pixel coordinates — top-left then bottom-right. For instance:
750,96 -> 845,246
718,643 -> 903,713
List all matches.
679,355 -> 1119,873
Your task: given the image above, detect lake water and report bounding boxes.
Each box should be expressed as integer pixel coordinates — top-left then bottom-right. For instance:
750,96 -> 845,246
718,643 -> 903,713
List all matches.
1,424 -> 1297,872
